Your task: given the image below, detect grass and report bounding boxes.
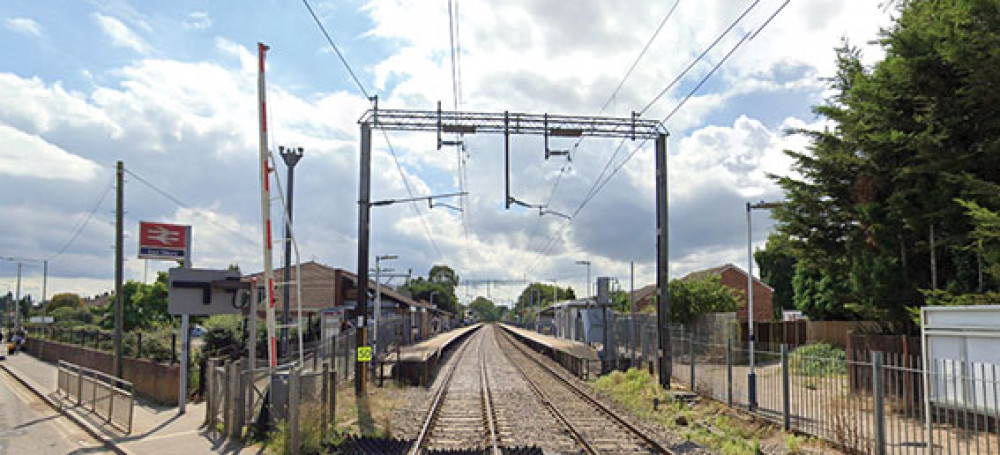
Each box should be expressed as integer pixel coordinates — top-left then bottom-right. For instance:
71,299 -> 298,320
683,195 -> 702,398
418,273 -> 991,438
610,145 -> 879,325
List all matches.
593,368 -> 768,454
262,381 -> 407,454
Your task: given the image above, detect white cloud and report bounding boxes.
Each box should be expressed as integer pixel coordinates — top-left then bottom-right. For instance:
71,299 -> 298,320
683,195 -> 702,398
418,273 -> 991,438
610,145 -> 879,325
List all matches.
4,17 -> 44,39
92,13 -> 150,54
0,1 -> 897,304
182,11 -> 211,30
0,124 -> 101,181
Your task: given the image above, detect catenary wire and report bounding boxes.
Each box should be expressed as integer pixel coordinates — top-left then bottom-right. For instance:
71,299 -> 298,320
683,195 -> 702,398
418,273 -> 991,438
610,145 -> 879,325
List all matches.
640,0 -> 762,115
522,0 -> 680,260
527,0 -> 790,273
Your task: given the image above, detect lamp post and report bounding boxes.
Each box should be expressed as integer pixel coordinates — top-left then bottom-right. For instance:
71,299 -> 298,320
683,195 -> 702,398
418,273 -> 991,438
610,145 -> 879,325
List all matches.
575,260 -> 591,299
746,200 -> 781,411
278,145 -> 303,357
373,254 -> 397,359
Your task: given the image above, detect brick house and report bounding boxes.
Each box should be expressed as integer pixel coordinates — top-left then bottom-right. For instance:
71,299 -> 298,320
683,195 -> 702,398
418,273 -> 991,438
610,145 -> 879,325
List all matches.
245,261 -> 450,331
632,263 -> 774,322
683,263 -> 773,322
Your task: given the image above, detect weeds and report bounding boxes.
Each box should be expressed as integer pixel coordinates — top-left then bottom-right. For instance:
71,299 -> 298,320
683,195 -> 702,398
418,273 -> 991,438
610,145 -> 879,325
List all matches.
790,343 -> 847,377
785,433 -> 804,453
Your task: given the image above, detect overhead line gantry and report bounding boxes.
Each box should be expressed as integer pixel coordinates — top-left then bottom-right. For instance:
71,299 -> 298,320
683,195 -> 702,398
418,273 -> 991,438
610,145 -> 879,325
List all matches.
354,104 -> 673,393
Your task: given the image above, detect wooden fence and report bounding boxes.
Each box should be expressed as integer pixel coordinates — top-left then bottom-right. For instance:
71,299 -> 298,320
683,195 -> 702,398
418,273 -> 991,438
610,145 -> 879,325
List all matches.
738,320 -> 880,349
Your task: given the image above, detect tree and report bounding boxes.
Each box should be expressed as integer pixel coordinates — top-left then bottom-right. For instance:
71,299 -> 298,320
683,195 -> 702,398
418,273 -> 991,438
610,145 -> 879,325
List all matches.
667,276 -> 742,324
771,1 -> 1000,324
428,264 -> 459,288
514,283 -> 575,311
468,296 -> 499,322
400,265 -> 461,314
755,233 -> 797,318
97,272 -> 171,331
45,292 -> 83,314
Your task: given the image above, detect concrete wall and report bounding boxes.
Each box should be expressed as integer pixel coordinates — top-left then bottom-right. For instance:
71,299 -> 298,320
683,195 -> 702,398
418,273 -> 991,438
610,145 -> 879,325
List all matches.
24,338 -> 180,405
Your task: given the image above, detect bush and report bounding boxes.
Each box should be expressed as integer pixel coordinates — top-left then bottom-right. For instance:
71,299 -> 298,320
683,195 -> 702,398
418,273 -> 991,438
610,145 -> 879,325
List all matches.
790,343 -> 846,376
50,307 -> 95,328
202,315 -> 245,358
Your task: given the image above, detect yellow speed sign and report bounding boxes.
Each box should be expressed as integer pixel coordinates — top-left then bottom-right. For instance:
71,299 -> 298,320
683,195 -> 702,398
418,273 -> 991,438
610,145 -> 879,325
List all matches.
357,346 -> 373,362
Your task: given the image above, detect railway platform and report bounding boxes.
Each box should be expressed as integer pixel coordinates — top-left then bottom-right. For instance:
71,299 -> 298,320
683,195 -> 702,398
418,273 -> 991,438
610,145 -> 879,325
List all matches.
385,322 -> 482,385
499,324 -> 599,379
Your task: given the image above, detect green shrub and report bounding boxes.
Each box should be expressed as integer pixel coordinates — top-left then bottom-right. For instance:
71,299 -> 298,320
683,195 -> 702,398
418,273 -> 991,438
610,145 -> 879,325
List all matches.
790,343 -> 846,376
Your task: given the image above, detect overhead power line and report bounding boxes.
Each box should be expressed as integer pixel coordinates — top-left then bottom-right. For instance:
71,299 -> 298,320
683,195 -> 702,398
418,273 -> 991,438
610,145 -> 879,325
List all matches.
301,0 -> 370,99
527,0 -> 791,273
640,0 -> 763,115
301,0 -> 448,262
521,0 -> 680,262
46,175 -> 115,261
123,167 -> 259,245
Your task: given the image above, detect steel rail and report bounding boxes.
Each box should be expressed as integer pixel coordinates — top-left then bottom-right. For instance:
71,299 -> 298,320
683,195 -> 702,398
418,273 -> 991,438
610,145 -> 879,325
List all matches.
409,328 -> 480,455
496,330 -> 600,454
479,328 -> 501,455
496,326 -> 674,454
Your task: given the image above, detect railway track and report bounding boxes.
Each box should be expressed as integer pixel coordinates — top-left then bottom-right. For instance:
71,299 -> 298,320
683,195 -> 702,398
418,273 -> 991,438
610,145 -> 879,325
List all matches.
495,326 -> 673,455
411,327 -> 500,454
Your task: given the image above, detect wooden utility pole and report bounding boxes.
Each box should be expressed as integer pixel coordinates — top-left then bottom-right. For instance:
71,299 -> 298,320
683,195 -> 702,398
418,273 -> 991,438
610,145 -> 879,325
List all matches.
114,160 -> 124,379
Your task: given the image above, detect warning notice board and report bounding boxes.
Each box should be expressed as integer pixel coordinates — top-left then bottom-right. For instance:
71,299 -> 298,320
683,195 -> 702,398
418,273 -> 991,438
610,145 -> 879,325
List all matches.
357,346 -> 372,362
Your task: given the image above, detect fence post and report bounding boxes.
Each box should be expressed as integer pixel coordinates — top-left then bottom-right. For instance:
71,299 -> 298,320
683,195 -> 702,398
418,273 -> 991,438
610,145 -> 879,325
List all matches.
230,359 -> 244,440
204,358 -> 216,429
222,360 -> 232,438
328,366 -> 337,432
873,351 -> 886,455
171,333 -> 177,364
137,332 -> 142,359
781,344 -> 790,431
289,367 -> 300,455
689,335 -> 696,389
321,362 -> 329,433
726,338 -> 733,406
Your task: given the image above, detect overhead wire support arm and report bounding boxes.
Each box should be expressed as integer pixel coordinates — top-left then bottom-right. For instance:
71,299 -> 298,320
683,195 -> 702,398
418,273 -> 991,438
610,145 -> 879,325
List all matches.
437,101 -> 464,149
371,191 -> 467,207
544,113 -> 571,161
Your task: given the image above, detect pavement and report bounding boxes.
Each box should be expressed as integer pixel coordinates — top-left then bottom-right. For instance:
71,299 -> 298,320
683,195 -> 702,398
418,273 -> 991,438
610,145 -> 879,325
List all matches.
0,352 -> 266,455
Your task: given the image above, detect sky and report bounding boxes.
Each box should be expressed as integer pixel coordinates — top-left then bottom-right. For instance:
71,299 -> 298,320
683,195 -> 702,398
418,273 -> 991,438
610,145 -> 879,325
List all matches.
0,0 -> 895,307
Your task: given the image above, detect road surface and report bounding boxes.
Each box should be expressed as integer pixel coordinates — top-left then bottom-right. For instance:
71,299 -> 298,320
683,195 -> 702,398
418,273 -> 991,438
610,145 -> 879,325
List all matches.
0,368 -> 109,454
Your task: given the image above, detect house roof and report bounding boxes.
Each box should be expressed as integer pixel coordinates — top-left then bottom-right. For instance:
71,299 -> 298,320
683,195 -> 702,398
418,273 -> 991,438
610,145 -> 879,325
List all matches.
246,261 -> 452,316
631,263 -> 774,305
681,263 -> 774,292
633,284 -> 657,302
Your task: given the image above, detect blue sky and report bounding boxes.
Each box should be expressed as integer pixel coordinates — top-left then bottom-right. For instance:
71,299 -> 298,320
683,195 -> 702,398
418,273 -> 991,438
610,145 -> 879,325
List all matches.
0,0 -> 893,306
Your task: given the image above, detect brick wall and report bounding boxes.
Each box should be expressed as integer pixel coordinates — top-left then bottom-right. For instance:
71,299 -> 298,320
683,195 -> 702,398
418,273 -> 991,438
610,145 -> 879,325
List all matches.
24,338 -> 180,405
719,268 -> 773,322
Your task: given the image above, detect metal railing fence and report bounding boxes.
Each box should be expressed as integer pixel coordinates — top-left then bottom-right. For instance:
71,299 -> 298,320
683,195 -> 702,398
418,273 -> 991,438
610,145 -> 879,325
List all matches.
56,360 -> 134,434
665,334 -> 1000,454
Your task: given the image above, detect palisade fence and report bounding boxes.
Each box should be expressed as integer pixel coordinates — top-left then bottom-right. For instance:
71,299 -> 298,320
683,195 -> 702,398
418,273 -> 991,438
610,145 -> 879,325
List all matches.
545,313 -> 1000,454
204,319 -> 415,452
667,328 -> 1000,454
204,334 -> 347,447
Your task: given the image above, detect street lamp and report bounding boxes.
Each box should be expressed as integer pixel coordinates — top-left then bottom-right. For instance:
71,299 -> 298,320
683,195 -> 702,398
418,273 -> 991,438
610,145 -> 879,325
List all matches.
575,260 -> 592,299
746,200 -> 781,411
278,145 -> 303,357
373,254 -> 397,359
